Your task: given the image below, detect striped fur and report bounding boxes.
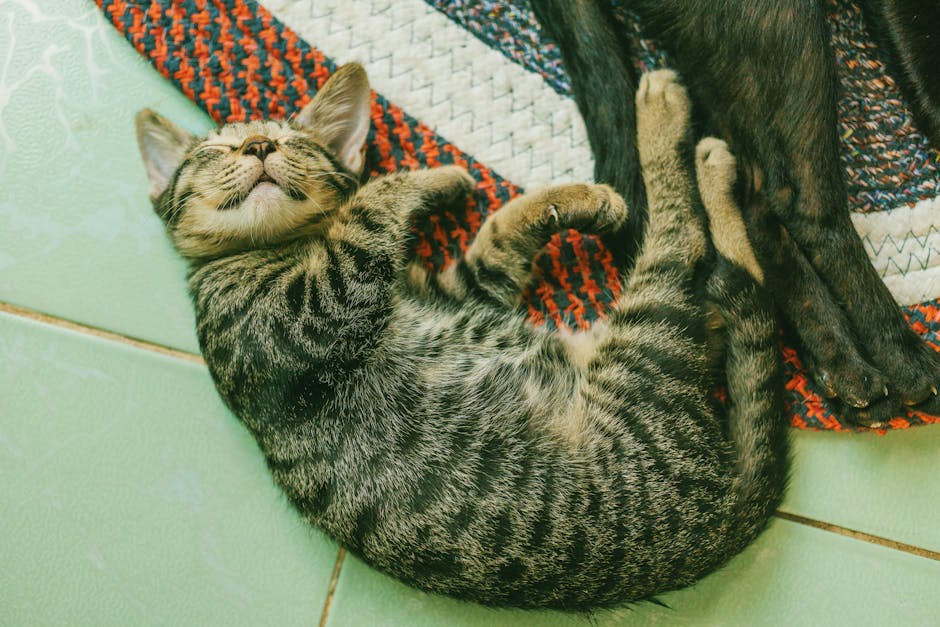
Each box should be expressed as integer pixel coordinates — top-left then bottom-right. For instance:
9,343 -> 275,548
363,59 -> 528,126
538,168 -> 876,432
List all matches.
136,66 -> 788,609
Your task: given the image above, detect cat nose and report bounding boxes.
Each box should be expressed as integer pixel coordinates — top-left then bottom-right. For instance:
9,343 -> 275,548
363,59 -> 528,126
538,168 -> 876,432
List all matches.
242,136 -> 276,161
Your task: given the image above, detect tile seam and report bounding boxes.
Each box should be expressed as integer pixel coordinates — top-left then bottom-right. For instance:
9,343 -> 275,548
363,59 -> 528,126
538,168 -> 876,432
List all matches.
319,547 -> 346,627
0,301 -> 204,365
775,510 -> 940,561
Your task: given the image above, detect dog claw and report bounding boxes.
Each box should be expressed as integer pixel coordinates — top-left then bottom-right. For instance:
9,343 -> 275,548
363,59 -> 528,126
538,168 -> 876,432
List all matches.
849,397 -> 870,409
817,370 -> 839,399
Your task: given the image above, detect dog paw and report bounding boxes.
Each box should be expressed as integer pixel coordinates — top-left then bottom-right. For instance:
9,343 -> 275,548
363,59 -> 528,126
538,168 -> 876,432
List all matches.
837,394 -> 899,429
880,339 -> 940,407
844,376 -> 940,430
805,351 -> 888,412
835,379 -> 940,429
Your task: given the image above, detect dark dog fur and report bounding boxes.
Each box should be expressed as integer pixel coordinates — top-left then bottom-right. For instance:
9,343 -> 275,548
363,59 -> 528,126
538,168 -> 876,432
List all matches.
862,0 -> 940,144
531,0 -> 940,425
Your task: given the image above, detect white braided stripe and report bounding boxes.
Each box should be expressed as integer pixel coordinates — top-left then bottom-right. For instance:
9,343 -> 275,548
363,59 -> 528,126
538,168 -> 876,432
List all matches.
263,0 -> 594,190
852,197 -> 940,306
266,0 -> 938,305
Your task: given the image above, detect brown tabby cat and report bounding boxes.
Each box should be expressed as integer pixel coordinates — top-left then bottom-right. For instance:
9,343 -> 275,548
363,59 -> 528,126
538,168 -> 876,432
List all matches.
135,64 -> 787,609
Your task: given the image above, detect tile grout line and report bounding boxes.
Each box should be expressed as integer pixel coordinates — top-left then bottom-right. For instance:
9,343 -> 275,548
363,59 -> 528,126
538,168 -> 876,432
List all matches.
1,300 -> 356,619
775,510 -> 940,561
5,302 -> 940,564
319,547 -> 346,627
0,301 -> 204,365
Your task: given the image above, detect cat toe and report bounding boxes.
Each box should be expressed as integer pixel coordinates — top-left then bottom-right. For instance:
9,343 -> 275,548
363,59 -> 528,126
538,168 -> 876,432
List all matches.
591,184 -> 629,231
695,138 -> 738,205
538,184 -> 627,234
638,69 -> 686,109
544,203 -> 560,228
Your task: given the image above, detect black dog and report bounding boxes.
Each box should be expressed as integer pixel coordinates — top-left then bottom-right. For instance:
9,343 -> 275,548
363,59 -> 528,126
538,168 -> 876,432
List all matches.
531,0 -> 940,425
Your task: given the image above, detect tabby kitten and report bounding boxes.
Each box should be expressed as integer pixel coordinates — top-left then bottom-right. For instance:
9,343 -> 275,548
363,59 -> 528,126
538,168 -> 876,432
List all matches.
135,64 -> 788,609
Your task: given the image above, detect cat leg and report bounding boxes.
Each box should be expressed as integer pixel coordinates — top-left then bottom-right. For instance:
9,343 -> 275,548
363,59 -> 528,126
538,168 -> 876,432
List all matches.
604,70 -> 711,377
696,137 -> 788,541
414,184 -> 628,308
529,0 -> 647,265
333,163 -> 476,293
619,70 -> 708,288
324,164 -> 477,265
354,165 -> 477,228
586,71 -> 721,497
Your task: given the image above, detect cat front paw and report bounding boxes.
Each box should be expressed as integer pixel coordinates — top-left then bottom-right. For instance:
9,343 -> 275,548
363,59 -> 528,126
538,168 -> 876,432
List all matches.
636,69 -> 692,159
542,183 -> 628,234
409,165 -> 477,214
432,165 -> 476,197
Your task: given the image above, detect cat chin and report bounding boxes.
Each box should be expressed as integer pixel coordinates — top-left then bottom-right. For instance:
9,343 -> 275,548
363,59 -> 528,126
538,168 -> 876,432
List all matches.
244,181 -> 287,206
241,183 -> 297,222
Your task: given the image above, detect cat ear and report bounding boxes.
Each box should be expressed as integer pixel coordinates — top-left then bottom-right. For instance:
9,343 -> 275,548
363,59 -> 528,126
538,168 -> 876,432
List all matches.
294,63 -> 372,175
135,109 -> 196,200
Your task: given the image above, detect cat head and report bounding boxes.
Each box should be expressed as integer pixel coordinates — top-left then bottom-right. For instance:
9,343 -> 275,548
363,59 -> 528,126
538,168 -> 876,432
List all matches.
135,63 -> 372,259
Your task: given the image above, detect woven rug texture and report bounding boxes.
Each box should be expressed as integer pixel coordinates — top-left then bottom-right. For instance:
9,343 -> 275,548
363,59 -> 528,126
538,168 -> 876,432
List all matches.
95,0 -> 940,431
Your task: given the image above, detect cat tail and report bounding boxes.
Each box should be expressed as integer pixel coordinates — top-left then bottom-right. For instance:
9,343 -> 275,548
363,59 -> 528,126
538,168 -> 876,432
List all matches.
709,259 -> 790,548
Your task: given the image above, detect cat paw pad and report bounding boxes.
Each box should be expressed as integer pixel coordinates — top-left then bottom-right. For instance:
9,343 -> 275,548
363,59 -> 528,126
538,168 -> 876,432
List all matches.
636,70 -> 692,151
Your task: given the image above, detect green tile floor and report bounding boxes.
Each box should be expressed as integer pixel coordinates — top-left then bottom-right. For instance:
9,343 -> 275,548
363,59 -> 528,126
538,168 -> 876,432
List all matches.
2,1 -> 938,624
